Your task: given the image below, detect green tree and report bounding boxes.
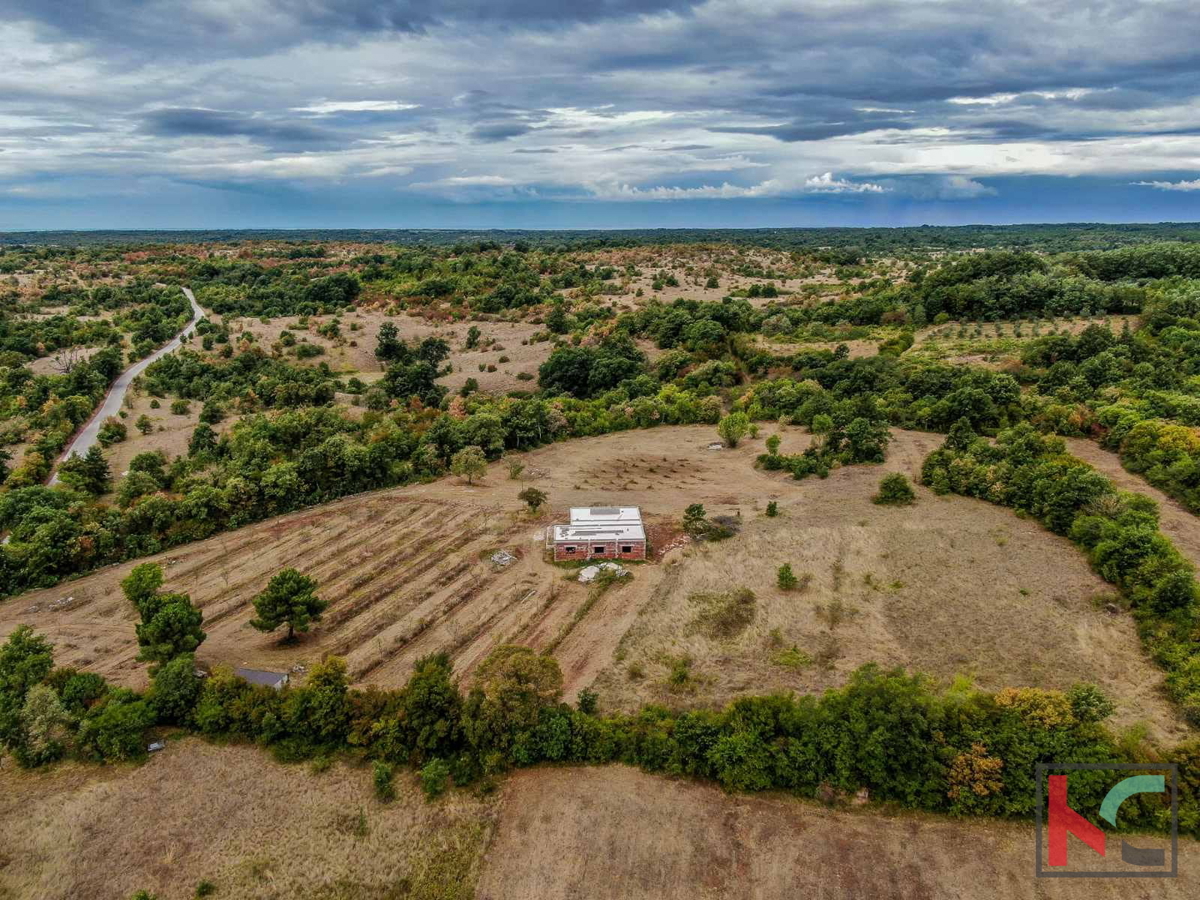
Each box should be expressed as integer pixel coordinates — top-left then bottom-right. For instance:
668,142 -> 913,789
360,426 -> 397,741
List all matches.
765,434 -> 781,456
766,501 -> 779,517
135,414 -> 154,435
717,412 -> 750,448
518,487 -> 547,513
777,564 -> 798,590
18,684 -> 72,767
76,689 -> 154,762
451,445 -> 487,485
682,503 -> 708,537
462,645 -> 562,760
250,568 -> 326,641
58,446 -> 110,495
150,653 -> 202,724
121,563 -> 165,618
189,423 -> 218,457
375,321 -> 403,364
136,593 -> 205,669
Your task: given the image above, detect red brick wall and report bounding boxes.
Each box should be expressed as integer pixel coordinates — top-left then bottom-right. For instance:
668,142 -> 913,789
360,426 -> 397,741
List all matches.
554,541 -> 646,561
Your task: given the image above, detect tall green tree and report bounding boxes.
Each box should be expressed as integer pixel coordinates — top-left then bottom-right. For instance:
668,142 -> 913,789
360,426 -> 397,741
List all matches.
250,568 -> 326,641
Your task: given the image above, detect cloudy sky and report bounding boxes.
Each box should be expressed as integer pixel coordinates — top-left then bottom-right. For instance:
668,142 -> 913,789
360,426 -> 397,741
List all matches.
2,0 -> 1200,230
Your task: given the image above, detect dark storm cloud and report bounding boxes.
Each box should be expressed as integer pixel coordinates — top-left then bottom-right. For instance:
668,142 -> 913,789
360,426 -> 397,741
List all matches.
139,108 -> 349,149
5,0 -> 1200,228
5,0 -> 707,57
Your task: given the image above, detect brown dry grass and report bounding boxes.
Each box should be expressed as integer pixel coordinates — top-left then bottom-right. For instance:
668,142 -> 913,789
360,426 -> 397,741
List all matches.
477,766 -> 1198,900
0,739 -> 498,900
589,431 -> 1187,743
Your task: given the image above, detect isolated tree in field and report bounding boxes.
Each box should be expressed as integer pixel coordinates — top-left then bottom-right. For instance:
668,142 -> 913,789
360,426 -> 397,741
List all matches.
250,568 -> 326,641
717,412 -> 749,448
777,564 -> 798,590
873,473 -> 916,506
518,487 -> 547,513
135,414 -> 154,435
451,445 -> 487,484
766,501 -> 779,517
375,321 -> 403,364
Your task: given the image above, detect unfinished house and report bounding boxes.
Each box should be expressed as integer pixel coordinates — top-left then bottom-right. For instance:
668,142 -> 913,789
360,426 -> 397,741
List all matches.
552,506 -> 647,562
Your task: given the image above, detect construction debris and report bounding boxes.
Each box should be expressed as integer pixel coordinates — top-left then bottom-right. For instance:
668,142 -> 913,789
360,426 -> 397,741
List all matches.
491,549 -> 517,567
578,562 -> 629,584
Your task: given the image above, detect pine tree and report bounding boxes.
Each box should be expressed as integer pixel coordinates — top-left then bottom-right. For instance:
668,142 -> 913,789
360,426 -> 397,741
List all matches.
250,569 -> 326,641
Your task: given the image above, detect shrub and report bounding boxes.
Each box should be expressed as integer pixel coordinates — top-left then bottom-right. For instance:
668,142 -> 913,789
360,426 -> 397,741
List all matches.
577,688 -> 598,714
97,418 -> 127,447
766,501 -> 778,517
688,588 -> 756,639
170,399 -> 191,415
717,412 -> 750,448
873,473 -> 916,506
373,760 -> 396,802
518,486 -> 546,512
507,460 -> 525,480
420,757 -> 451,799
777,564 -> 798,590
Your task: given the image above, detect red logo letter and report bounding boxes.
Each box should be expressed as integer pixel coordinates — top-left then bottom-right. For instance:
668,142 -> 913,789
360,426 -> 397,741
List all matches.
1048,774 -> 1106,866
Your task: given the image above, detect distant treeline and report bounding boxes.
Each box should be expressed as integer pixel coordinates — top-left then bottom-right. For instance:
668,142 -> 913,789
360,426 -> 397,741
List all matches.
4,222 -> 1200,252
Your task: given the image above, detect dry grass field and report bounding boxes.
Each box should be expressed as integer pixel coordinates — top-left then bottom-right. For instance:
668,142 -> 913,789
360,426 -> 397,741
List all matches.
3,746 -> 1192,900
3,425 -> 1188,742
588,431 -> 1186,742
0,739 -> 498,900
478,766 -> 1198,900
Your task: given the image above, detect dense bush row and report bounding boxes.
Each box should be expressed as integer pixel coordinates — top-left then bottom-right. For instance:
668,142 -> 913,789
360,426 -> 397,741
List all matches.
921,423 -> 1200,722
2,621 -> 1194,836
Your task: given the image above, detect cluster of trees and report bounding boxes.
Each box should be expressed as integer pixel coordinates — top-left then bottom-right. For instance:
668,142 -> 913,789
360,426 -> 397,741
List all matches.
194,269 -> 361,318
1,346 -> 124,486
4,624 -> 1195,837
0,378 -> 727,596
921,422 -> 1200,723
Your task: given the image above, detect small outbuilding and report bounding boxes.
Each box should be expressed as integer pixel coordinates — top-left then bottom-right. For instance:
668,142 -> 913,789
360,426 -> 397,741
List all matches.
235,667 -> 290,690
552,506 -> 647,562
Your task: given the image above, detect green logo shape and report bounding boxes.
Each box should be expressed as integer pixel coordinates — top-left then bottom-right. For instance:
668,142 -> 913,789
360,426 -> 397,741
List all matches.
1099,775 -> 1165,826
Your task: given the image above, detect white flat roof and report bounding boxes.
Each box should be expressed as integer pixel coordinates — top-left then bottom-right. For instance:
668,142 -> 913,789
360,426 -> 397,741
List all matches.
569,506 -> 642,525
554,523 -> 646,543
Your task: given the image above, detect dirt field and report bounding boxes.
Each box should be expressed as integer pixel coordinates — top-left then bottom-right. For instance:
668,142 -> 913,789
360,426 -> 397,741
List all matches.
478,766 -> 1197,900
3,746 -> 1191,900
0,739 -> 498,900
2,425 -> 1187,742
587,430 -> 1185,741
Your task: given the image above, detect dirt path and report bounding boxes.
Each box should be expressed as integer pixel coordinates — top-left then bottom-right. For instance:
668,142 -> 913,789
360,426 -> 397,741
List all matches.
1065,437 -> 1200,570
49,286 -> 206,483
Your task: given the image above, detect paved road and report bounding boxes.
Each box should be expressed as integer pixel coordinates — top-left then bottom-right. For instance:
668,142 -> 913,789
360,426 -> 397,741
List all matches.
49,286 -> 205,484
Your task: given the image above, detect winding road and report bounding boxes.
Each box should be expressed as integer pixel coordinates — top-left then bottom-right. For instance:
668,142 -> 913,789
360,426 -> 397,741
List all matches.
48,286 -> 205,485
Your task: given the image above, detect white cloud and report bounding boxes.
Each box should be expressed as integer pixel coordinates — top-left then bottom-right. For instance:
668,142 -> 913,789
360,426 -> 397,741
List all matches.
293,100 -> 419,115
802,172 -> 887,194
1133,178 -> 1200,192
586,172 -> 887,201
